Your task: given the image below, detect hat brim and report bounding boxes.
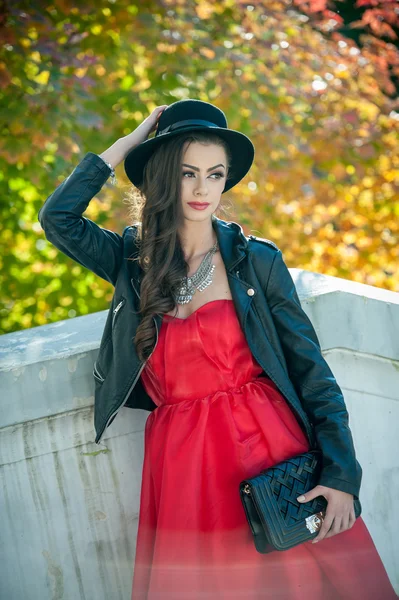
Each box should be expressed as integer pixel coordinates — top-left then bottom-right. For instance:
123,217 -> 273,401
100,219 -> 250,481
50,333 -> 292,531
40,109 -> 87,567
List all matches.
124,126 -> 254,193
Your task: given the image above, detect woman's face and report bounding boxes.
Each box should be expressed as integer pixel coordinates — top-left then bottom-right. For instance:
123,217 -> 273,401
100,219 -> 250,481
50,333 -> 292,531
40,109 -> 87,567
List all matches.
180,141 -> 227,221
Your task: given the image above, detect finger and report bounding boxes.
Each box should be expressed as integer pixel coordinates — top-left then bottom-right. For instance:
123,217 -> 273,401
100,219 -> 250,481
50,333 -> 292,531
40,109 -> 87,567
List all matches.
324,516 -> 344,539
340,512 -> 350,532
339,504 -> 356,532
149,106 -> 166,125
348,507 -> 356,528
155,108 -> 167,124
297,485 -> 327,504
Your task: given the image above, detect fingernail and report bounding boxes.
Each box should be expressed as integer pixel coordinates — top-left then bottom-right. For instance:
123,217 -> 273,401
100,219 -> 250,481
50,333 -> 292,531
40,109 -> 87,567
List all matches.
297,495 -> 306,502
312,539 -> 319,543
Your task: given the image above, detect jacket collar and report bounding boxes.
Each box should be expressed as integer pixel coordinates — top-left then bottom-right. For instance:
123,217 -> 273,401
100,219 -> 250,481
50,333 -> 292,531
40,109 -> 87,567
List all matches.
212,216 -> 249,272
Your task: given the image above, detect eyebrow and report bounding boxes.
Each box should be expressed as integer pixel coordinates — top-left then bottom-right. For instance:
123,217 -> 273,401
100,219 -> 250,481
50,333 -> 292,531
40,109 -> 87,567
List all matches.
182,163 -> 225,172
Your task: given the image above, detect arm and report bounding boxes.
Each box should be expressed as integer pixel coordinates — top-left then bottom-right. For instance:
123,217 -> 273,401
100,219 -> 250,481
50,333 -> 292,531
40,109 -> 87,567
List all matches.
37,106 -> 168,286
38,149 -> 127,286
265,249 -> 362,498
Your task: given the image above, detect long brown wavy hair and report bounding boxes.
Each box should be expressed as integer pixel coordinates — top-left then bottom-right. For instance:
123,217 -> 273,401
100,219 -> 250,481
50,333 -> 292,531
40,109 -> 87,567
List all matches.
123,130 -> 234,362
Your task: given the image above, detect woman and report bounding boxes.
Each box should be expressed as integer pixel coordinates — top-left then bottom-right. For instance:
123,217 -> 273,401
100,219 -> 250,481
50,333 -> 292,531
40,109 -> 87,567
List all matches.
38,99 -> 397,599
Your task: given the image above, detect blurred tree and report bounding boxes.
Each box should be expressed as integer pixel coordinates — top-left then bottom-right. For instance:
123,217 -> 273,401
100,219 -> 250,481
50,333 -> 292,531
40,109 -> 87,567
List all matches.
0,0 -> 398,335
292,0 -> 399,98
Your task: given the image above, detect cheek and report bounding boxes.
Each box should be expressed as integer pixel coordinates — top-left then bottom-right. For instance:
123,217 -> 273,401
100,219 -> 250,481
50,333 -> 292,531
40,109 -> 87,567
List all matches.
181,180 -> 190,195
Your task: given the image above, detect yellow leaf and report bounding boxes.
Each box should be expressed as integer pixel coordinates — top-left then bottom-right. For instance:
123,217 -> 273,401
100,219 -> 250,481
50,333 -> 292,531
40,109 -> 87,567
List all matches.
75,67 -> 88,79
362,176 -> 375,188
91,24 -> 103,35
29,51 -> 41,62
33,70 -> 50,85
384,169 -> 399,183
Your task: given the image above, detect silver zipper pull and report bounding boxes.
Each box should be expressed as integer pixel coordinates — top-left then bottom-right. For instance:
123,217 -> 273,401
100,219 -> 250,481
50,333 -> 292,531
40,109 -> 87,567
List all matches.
243,484 -> 251,494
93,362 -> 105,382
113,300 -> 123,314
112,300 -> 124,327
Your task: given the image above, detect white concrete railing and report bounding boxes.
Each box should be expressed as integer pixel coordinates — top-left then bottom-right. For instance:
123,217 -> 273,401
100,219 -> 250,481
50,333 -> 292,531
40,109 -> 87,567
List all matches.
1,269 -> 398,599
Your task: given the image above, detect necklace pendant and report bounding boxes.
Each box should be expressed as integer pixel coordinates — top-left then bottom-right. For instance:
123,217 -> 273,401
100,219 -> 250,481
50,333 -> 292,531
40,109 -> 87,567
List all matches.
174,239 -> 218,305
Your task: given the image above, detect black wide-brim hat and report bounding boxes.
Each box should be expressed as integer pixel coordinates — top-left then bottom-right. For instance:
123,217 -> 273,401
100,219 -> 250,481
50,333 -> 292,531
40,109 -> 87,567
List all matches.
124,98 -> 255,194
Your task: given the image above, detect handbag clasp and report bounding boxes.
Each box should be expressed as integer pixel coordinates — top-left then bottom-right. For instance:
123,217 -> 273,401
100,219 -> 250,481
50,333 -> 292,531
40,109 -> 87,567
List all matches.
305,511 -> 324,534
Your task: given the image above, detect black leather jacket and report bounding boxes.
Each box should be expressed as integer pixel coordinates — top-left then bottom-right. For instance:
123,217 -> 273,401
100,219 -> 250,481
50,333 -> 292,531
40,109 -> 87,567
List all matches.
38,151 -> 362,498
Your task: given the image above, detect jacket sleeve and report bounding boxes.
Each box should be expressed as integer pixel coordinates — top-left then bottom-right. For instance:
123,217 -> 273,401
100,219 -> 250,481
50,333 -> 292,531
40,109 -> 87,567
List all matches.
265,249 -> 362,498
38,152 -> 126,286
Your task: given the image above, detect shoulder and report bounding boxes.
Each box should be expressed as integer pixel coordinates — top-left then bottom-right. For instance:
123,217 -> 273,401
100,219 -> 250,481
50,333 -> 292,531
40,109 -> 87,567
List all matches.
218,219 -> 280,255
123,223 -> 141,242
246,236 -> 294,292
122,224 -> 141,256
246,235 -> 283,282
246,234 -> 280,255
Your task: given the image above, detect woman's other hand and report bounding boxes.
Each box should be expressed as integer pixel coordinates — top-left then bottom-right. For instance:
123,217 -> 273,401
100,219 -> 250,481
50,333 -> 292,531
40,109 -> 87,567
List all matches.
297,485 -> 356,543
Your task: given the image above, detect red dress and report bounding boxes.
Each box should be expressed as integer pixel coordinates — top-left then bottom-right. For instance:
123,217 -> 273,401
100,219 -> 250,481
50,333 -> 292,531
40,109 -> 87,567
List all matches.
131,299 -> 396,599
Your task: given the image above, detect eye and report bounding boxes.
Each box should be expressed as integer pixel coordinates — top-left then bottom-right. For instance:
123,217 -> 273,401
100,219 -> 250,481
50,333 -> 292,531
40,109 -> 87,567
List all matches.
182,171 -> 224,179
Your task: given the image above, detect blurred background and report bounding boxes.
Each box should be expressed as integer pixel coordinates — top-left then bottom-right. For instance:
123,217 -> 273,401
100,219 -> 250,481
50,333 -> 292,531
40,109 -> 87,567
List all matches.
1,0 -> 398,335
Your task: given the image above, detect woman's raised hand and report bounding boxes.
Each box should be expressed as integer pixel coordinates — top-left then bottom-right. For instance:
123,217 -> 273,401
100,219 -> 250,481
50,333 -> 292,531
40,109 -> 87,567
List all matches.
99,105 -> 168,169
121,105 -> 168,151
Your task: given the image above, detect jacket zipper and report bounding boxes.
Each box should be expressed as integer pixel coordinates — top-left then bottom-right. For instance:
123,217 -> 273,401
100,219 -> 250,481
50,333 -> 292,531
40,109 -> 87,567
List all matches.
112,298 -> 125,328
96,285 -> 159,444
93,361 -> 105,383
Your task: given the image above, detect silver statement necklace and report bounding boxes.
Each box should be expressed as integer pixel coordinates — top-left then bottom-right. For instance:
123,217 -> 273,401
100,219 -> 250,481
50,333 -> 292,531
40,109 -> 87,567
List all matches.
173,239 -> 219,305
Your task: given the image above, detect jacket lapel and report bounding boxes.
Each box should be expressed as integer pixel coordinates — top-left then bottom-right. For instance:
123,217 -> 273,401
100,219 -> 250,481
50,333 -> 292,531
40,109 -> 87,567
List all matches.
212,216 -> 248,273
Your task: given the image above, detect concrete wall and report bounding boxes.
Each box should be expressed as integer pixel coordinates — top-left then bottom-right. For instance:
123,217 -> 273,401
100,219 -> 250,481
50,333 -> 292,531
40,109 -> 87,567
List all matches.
1,269 -> 398,599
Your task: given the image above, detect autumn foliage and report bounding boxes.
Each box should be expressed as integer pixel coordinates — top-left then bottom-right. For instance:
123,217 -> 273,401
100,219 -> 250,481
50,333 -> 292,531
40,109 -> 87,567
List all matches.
0,0 -> 398,334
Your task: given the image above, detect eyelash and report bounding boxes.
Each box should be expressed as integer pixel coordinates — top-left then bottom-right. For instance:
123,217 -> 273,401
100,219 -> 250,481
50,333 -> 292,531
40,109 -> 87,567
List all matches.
182,171 -> 224,179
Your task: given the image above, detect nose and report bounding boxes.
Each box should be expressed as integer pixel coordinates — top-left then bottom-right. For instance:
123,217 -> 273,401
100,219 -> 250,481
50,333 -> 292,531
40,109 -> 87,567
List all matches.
194,175 -> 209,196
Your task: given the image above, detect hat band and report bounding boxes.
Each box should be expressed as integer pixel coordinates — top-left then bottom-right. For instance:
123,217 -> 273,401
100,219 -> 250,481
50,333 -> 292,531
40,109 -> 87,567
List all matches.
157,119 -> 221,137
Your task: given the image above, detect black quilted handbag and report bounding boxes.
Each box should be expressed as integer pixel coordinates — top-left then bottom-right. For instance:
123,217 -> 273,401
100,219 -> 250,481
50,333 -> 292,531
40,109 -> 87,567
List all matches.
239,450 -> 362,553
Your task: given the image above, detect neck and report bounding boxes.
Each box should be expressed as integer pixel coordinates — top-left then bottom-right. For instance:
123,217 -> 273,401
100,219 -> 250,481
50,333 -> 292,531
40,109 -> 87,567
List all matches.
178,218 -> 217,262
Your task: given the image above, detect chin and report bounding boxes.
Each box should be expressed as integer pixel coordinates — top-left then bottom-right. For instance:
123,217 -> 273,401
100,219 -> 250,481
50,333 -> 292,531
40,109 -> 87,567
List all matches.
183,213 -> 213,221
